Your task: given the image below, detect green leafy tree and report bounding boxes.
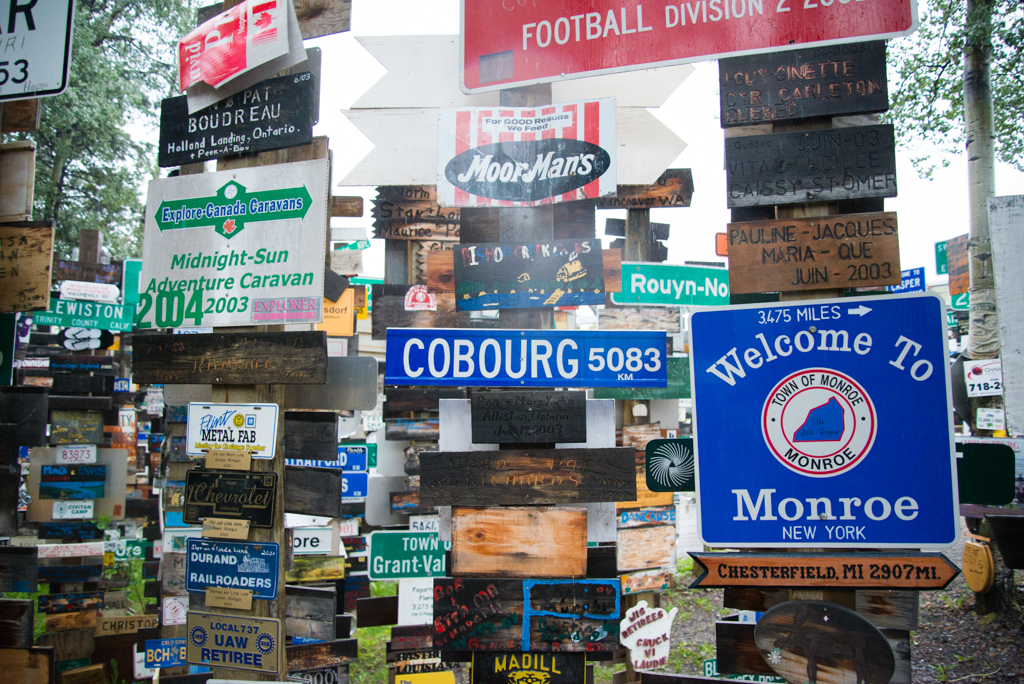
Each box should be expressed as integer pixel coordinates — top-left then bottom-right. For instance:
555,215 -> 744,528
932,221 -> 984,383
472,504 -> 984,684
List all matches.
887,0 -> 1022,176
6,0 -> 195,259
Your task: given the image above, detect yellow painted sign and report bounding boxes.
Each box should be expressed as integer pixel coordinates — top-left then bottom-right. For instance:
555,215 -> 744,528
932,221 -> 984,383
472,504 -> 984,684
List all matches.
394,673 -> 456,684
317,288 -> 355,337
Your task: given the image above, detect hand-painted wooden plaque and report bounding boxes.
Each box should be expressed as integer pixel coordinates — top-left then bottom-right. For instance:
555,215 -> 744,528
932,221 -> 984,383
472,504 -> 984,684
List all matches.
962,541 -> 994,593
372,186 -> 461,241
725,125 -> 897,208
690,552 -> 961,590
39,465 -> 106,500
182,470 -> 277,528
454,240 -> 605,310
49,411 -> 104,446
754,600 -> 895,684
645,439 -> 695,492
132,331 -> 328,384
470,391 -> 586,444
620,601 -> 678,671
719,41 -> 888,127
159,72 -> 314,168
621,569 -> 671,595
594,169 -> 694,210
0,222 -> 54,313
433,578 -> 620,652
726,212 -> 901,293
472,652 -> 585,684
419,449 -> 635,506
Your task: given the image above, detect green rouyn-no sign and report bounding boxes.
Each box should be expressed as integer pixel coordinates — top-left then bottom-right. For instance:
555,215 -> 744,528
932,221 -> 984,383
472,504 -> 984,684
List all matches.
610,262 -> 730,307
368,531 -> 450,580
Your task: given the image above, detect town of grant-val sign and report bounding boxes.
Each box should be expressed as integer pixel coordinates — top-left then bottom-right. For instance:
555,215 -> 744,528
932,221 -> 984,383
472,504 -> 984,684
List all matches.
437,99 -> 616,207
140,158 -> 328,328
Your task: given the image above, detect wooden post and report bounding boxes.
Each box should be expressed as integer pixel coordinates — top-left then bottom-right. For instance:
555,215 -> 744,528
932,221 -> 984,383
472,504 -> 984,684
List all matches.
623,209 -> 655,426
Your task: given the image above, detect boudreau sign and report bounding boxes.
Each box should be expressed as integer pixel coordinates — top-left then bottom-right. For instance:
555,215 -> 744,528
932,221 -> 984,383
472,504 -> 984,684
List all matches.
437,99 -> 616,207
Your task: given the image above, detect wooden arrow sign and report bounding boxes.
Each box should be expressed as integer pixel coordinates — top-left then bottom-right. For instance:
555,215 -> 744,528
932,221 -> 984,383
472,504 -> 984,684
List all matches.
689,552 -> 960,590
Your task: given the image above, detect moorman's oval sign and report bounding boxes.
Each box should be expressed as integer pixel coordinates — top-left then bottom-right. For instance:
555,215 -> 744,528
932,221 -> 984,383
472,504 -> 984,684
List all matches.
443,139 -> 611,203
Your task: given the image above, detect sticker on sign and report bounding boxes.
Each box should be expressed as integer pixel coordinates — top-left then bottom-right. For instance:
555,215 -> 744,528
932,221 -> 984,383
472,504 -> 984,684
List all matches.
965,358 -> 1003,398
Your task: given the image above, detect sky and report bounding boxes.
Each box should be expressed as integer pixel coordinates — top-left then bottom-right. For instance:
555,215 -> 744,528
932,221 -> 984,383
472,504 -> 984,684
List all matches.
299,0 -> 1024,286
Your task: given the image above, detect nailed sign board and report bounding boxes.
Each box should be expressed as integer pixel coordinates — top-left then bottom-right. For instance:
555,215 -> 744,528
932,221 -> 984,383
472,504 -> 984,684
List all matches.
0,0 -> 74,102
437,99 -> 616,207
612,262 -> 730,307
186,611 -> 281,675
368,531 -> 450,580
186,403 -> 279,458
185,538 -> 280,600
459,0 -> 916,93
372,186 -> 461,241
727,212 -> 901,293
472,652 -> 585,684
59,280 -> 119,304
33,299 -> 134,331
719,41 -> 888,126
646,439 -> 696,492
620,600 -> 678,671
159,72 -> 315,168
0,223 -> 54,313
183,470 -> 277,528
454,240 -> 605,310
384,328 -> 668,388
689,293 -> 959,548
39,465 -> 106,500
140,159 -> 328,328
725,124 -> 897,208
471,391 -> 587,444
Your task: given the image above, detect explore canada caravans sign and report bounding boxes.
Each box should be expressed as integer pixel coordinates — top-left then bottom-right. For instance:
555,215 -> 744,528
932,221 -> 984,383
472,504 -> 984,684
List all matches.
140,159 -> 328,328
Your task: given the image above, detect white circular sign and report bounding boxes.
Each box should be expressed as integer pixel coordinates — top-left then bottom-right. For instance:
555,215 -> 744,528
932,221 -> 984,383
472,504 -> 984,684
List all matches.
762,368 -> 876,478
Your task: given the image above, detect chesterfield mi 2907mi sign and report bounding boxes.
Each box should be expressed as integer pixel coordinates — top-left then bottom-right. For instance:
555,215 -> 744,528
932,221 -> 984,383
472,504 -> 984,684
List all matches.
689,294 -> 958,548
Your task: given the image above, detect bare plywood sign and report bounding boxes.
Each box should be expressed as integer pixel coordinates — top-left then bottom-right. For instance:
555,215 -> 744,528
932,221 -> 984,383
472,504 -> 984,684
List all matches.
726,212 -> 901,293
0,222 -> 54,313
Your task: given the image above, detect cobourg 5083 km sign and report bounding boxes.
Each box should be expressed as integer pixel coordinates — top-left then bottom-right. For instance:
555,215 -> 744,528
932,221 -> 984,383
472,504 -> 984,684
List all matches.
689,293 -> 959,548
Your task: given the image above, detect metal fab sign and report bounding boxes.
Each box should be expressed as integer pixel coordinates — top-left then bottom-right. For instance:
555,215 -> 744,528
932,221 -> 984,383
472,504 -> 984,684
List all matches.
185,538 -> 280,600
186,403 -> 279,458
0,0 -> 74,102
611,262 -> 730,307
384,328 -> 668,388
186,611 -> 281,674
689,293 -> 958,548
437,99 -> 616,206
140,159 -> 328,328
460,0 -> 917,93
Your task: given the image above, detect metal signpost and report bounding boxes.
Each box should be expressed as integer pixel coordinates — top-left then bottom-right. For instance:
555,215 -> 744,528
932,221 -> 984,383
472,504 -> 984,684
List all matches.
689,293 -> 959,548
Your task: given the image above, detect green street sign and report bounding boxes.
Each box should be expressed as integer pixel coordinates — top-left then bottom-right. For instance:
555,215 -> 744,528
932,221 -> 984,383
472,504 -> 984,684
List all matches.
947,312 -> 956,327
611,262 -> 730,307
114,539 -> 146,561
368,531 -> 449,580
122,258 -> 143,306
593,357 -> 691,400
33,300 -> 135,332
935,241 -> 948,275
951,291 -> 970,311
155,179 -> 312,239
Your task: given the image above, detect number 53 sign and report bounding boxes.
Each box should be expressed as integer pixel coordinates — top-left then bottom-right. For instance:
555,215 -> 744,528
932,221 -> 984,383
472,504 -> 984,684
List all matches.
0,0 -> 74,102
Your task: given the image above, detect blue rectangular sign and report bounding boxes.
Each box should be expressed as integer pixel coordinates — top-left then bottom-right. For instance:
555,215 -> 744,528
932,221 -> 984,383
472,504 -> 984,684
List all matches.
384,328 -> 668,388
339,446 -> 368,471
145,639 -> 186,668
689,294 -> 958,549
342,472 -> 368,499
888,267 -> 926,293
185,538 -> 279,599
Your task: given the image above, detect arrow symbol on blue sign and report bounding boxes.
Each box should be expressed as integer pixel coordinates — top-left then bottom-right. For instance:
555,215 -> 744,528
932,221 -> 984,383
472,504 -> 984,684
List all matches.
848,305 -> 872,316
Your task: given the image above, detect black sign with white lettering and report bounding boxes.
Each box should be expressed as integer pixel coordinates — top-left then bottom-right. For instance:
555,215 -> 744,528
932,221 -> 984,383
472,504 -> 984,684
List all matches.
471,391 -> 587,444
719,41 -> 888,127
158,73 -> 314,168
725,124 -> 897,208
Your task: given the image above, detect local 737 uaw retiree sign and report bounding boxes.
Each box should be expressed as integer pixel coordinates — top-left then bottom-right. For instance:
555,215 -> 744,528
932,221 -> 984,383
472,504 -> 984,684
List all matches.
689,294 -> 958,548
140,159 -> 328,328
437,99 -> 616,207
186,403 -> 279,458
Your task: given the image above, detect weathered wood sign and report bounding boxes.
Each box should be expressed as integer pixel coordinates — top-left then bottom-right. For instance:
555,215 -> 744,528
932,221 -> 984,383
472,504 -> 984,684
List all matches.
453,240 -> 605,310
285,585 -> 336,642
38,465 -> 106,500
617,526 -> 675,573
44,611 -> 97,633
52,259 -> 122,285
49,412 -> 104,446
38,593 -> 104,615
470,391 -> 586,444
369,286 -> 482,340
472,652 -> 585,684
433,578 -> 620,652
450,507 -> 587,578
645,439 -> 695,492
132,331 -> 328,384
182,470 -> 277,528
186,611 -> 281,674
385,388 -> 467,413
726,212 -> 901,293
285,411 -> 337,461
159,72 -> 315,167
689,552 -> 960,590
285,467 -> 346,518
594,169 -> 693,210
962,541 -> 994,593
598,306 -> 680,332
946,233 -> 970,296
719,41 -> 889,127
0,647 -> 54,684
0,222 -> 54,313
418,448 -> 635,506
753,600 -> 895,684
385,419 -> 440,441
372,186 -> 461,241
0,550 -> 38,592
286,639 -> 358,671
36,542 -> 105,559
725,124 -> 897,207
94,614 -> 159,636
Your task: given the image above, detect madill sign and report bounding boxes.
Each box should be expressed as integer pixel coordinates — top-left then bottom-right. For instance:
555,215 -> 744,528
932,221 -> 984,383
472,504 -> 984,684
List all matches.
689,294 -> 958,548
437,99 -> 616,207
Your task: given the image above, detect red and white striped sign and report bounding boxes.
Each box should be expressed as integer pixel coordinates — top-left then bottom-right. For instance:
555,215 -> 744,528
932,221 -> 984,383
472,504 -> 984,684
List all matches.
437,98 -> 616,208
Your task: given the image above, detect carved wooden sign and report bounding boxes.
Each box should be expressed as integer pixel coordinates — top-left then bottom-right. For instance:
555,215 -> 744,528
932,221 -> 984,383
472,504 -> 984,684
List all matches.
725,124 -> 897,207
433,578 -> 621,652
470,391 -> 587,444
594,169 -> 693,210
726,212 -> 901,293
182,470 -> 277,528
689,552 -> 961,590
719,41 -> 888,127
453,240 -> 606,310
0,222 -> 54,313
419,448 -> 635,506
132,331 -> 328,384
372,186 -> 460,241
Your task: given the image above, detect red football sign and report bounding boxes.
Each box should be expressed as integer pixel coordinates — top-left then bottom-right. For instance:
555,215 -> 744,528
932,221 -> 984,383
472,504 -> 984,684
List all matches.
461,0 -> 916,93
